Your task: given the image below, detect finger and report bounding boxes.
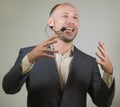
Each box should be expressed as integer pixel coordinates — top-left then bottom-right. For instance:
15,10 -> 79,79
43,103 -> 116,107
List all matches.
96,52 -> 105,62
44,35 -> 58,43
98,45 -> 106,57
96,59 -> 102,65
98,41 -> 106,51
43,53 -> 56,59
38,38 -> 57,49
41,36 -> 58,47
44,39 -> 58,47
43,48 -> 58,53
98,42 -> 107,57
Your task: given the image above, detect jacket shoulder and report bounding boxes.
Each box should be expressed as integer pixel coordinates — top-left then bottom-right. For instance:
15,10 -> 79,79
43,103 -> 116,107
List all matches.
20,46 -> 35,52
16,46 -> 36,60
19,46 -> 35,55
74,46 -> 96,61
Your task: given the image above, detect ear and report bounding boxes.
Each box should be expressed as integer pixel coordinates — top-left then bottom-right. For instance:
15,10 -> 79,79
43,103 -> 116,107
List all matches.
48,17 -> 54,27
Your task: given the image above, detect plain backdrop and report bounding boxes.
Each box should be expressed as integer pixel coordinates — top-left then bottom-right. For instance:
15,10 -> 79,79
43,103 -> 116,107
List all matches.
0,0 -> 120,107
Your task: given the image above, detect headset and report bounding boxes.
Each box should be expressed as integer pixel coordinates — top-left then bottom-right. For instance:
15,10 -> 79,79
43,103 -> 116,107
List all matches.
45,24 -> 66,37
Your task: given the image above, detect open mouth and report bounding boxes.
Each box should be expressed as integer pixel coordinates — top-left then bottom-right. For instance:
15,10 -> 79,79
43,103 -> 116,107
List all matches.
65,27 -> 74,33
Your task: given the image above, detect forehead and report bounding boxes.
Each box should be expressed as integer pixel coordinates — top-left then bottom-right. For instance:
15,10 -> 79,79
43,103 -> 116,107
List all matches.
53,4 -> 78,15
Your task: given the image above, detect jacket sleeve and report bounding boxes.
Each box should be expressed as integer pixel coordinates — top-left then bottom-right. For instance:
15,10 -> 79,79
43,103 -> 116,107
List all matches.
2,48 -> 32,94
88,60 -> 115,107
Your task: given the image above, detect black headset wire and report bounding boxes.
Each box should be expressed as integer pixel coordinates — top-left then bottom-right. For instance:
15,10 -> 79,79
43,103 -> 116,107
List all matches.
45,24 -> 50,37
45,24 -> 55,50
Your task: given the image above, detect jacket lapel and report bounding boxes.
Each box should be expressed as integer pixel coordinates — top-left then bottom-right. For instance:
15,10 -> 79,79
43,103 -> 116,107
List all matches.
44,57 -> 61,85
64,46 -> 83,89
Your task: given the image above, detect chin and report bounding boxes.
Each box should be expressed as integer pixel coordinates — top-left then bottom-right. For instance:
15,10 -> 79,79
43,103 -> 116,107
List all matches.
64,37 -> 75,43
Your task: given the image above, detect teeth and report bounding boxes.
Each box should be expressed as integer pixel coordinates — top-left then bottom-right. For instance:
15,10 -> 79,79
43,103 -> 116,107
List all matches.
66,27 -> 74,31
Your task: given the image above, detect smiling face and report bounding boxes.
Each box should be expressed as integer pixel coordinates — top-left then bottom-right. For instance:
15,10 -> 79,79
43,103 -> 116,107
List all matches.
48,3 -> 79,43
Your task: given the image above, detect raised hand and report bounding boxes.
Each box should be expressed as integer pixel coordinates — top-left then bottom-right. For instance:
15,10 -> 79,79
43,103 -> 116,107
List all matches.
28,36 -> 58,64
96,41 -> 113,75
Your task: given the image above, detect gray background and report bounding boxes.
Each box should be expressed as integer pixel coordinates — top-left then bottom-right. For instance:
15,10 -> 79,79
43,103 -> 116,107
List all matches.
0,0 -> 120,107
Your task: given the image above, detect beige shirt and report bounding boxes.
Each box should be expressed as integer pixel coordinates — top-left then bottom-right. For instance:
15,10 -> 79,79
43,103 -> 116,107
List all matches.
55,47 -> 73,88
21,47 -> 113,88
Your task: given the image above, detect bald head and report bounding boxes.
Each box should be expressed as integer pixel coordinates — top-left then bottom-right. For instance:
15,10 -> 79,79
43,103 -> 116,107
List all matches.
49,3 -> 77,16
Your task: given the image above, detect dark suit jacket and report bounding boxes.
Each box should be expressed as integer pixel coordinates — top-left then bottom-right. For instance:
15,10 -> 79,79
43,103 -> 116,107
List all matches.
2,46 -> 115,107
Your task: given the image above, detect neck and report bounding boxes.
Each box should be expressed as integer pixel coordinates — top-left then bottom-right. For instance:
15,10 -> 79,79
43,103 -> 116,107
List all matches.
53,39 -> 73,55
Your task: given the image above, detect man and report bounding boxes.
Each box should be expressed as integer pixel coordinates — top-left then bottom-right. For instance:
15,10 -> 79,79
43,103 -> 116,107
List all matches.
2,3 -> 115,107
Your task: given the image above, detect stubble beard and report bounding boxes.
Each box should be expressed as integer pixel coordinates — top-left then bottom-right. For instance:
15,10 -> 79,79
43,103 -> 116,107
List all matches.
58,33 -> 77,43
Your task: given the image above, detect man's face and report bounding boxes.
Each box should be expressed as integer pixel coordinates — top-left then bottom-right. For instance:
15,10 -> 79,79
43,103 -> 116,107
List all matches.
49,4 -> 79,42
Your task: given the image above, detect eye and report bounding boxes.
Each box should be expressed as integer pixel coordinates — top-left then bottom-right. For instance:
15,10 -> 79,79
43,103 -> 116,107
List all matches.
63,15 -> 68,18
73,16 -> 78,19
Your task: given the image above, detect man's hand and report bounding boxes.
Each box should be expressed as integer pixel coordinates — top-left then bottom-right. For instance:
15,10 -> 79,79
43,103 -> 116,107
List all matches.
28,36 -> 58,64
96,41 -> 113,75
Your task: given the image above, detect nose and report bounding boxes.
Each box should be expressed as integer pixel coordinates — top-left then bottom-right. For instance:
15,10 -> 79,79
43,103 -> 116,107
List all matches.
66,17 -> 75,23
66,16 -> 79,25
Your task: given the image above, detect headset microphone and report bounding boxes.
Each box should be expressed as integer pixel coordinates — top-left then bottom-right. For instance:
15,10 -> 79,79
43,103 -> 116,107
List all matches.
45,25 -> 66,38
49,26 -> 66,33
60,27 -> 66,32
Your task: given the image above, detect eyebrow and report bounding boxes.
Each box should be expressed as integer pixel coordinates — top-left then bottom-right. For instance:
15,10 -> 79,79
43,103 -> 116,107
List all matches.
62,12 -> 78,16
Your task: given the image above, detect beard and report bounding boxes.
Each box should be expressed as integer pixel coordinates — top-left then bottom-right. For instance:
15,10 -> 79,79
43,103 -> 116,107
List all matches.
58,33 -> 77,43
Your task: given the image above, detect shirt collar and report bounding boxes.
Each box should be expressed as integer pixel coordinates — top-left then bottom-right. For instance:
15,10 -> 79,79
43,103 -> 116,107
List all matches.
50,44 -> 74,57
